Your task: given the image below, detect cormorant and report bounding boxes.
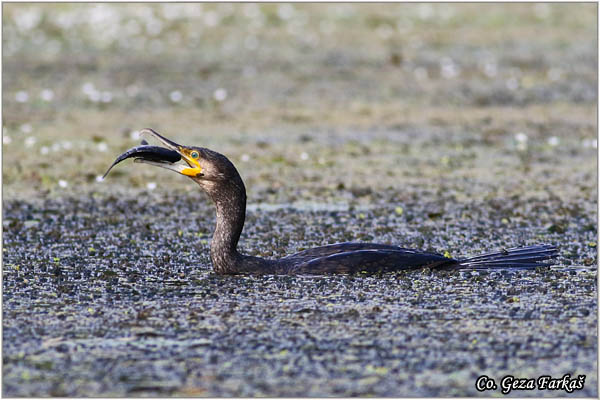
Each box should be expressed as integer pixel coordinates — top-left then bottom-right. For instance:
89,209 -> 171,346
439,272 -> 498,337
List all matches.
103,128 -> 558,275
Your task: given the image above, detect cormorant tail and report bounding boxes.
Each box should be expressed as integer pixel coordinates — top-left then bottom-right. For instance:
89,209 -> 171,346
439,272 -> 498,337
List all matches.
456,244 -> 558,270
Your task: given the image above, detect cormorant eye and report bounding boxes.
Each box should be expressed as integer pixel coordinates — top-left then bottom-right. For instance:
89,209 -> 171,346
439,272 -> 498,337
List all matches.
190,151 -> 199,159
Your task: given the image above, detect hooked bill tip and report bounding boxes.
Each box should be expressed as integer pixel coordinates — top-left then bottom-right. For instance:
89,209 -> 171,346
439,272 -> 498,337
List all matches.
139,128 -> 156,138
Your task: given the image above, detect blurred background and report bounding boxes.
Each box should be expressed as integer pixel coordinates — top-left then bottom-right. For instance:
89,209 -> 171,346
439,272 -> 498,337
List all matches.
2,3 -> 597,202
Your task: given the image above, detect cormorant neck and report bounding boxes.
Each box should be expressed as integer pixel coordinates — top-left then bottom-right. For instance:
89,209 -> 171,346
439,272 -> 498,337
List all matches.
206,176 -> 246,273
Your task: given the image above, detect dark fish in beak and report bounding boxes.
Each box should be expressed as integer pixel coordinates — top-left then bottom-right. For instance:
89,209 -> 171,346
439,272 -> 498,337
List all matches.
102,144 -> 181,179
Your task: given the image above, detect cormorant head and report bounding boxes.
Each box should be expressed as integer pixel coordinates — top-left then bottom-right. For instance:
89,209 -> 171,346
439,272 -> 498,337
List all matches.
103,128 -> 241,193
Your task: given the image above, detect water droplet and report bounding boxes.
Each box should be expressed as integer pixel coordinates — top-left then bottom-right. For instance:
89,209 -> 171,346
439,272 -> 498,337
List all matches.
169,90 -> 183,102
515,132 -> 528,151
58,180 -> 68,188
547,136 -> 560,147
97,142 -> 108,152
40,89 -> 55,102
40,146 -> 49,155
147,182 -> 157,190
300,152 -> 309,161
3,135 -> 12,145
213,88 -> 227,102
583,139 -> 598,149
15,91 -> 29,103
515,132 -> 528,143
241,154 -> 250,162
130,130 -> 141,140
95,175 -> 104,182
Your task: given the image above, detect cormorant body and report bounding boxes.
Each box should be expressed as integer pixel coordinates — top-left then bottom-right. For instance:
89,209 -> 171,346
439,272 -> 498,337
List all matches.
104,129 -> 558,275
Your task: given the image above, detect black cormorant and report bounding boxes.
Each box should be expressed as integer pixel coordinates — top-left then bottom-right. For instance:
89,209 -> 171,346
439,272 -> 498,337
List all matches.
103,128 -> 558,275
